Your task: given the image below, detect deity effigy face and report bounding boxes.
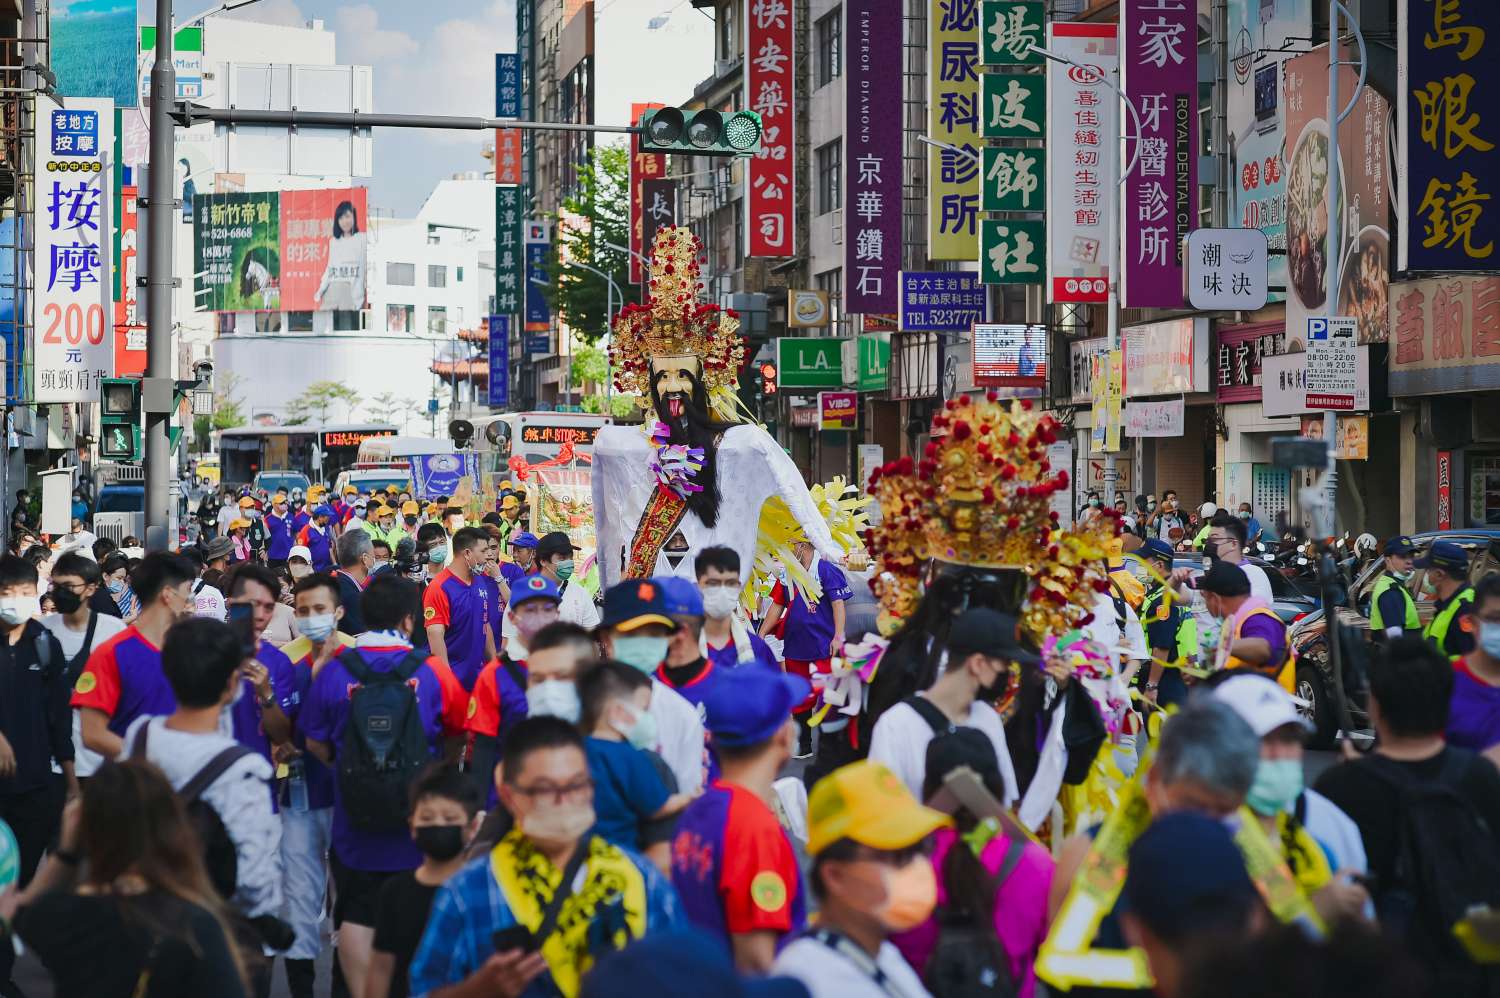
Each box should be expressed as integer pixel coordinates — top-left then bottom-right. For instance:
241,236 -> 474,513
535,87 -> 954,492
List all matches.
651,354 -> 703,419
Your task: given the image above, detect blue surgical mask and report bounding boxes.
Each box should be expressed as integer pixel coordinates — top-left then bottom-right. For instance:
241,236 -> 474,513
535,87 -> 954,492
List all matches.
1481,621 -> 1500,660
427,545 -> 449,566
1246,758 -> 1304,817
527,680 -> 580,723
613,634 -> 670,673
295,613 -> 337,642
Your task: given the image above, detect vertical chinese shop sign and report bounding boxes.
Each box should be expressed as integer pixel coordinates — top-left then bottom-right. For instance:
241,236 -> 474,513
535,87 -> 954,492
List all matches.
746,0 -> 795,257
1122,0 -> 1197,308
1046,22 -> 1117,304
845,0 -> 902,313
1398,0 -> 1497,272
928,0 -> 981,259
495,186 -> 522,317
629,101 -> 666,283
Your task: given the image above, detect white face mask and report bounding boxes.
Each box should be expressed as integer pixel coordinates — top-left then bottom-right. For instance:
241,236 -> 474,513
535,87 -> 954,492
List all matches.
701,586 -> 740,619
527,680 -> 580,723
0,596 -> 40,626
294,613 -> 337,642
288,563 -> 312,579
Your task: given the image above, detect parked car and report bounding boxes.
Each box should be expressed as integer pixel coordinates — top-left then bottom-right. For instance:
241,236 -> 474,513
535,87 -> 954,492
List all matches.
1120,553 -> 1319,623
252,470 -> 311,497
1288,529 -> 1500,747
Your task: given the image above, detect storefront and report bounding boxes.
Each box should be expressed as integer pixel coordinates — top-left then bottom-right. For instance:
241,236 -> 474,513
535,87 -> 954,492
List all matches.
1216,322 -> 1297,532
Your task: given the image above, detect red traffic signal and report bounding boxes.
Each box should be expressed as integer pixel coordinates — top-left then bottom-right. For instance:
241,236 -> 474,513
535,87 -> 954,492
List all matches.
759,362 -> 778,395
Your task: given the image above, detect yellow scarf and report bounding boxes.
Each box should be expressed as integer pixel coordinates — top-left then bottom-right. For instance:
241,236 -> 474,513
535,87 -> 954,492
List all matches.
1277,810 -> 1334,896
490,830 -> 648,998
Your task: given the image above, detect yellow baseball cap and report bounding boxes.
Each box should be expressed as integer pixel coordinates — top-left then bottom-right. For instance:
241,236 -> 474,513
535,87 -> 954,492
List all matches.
806,761 -> 951,856
401,500 -> 420,515
385,484 -> 400,494
237,496 -> 257,508
425,503 -> 442,516
308,485 -> 326,498
500,494 -> 519,511
343,485 -> 358,495
272,492 -> 288,504
229,518 -> 251,531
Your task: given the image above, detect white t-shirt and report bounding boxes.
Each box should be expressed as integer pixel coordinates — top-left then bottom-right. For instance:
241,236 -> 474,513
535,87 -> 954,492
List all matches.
217,505 -> 238,535
1240,561 -> 1275,604
772,936 -> 933,998
42,610 -> 126,778
193,579 -> 227,621
648,678 -> 706,795
867,698 -> 1019,806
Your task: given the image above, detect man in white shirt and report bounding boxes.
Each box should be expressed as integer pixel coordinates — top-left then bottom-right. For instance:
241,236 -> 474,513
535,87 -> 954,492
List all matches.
1176,512 -> 1273,654
867,607 -> 1025,806
192,538 -> 232,620
40,552 -> 126,781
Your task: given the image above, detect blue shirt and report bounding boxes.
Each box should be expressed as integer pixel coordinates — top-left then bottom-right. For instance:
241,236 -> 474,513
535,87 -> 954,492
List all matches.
264,512 -> 295,561
703,632 -> 780,673
772,558 -> 852,662
585,737 -> 670,850
408,841 -> 683,996
422,568 -> 489,690
231,639 -> 298,766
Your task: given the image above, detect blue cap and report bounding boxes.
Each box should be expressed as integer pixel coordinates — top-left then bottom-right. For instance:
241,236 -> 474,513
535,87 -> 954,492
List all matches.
601,579 -> 679,633
581,929 -> 808,998
701,666 -> 811,748
508,532 -> 539,549
1140,538 -> 1175,563
1383,535 -> 1416,556
314,504 -> 335,518
1416,539 -> 1469,574
1120,812 -> 1259,941
655,576 -> 704,618
510,573 -> 561,608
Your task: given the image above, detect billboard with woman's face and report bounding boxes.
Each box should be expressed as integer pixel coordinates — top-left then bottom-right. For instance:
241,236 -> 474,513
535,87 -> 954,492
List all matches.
280,188 -> 369,313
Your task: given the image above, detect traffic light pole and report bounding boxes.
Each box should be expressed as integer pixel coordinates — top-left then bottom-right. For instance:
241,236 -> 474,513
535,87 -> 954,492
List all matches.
144,0 -> 178,551
170,104 -> 643,134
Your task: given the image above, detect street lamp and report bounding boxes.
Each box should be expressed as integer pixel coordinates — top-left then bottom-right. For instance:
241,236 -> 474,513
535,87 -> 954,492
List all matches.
601,240 -> 650,274
537,258 -> 625,403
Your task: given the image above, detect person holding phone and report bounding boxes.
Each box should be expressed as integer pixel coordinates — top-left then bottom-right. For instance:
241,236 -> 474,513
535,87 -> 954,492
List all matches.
223,565 -> 296,766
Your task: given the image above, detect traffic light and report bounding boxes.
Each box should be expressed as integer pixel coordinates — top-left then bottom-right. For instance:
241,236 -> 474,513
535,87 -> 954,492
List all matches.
759,362 -> 778,395
99,378 -> 141,461
638,107 -> 763,156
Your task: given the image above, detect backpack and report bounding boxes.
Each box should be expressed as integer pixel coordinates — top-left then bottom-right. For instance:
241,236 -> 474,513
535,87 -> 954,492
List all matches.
1363,750 -> 1500,997
131,723 -> 252,900
335,649 -> 430,832
924,837 -> 1024,998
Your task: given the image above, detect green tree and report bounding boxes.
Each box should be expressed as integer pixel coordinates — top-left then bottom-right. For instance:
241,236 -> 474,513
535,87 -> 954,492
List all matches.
570,343 -> 608,389
286,381 -> 362,425
192,371 -> 247,453
543,144 -> 642,344
364,391 -> 414,427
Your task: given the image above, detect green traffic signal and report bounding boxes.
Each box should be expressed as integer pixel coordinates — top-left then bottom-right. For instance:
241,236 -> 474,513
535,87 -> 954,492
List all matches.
638,107 -> 762,156
99,377 -> 143,462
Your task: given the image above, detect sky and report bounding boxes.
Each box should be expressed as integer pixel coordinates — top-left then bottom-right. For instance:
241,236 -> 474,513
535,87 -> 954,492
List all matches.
175,0 -> 717,216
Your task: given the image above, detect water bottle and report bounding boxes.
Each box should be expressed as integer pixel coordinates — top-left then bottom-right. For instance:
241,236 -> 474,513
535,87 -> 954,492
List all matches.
286,758 -> 310,813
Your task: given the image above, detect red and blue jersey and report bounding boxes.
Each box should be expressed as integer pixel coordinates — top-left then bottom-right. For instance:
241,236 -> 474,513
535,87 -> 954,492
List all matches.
230,639 -> 298,763
422,568 -> 489,690
465,656 -> 528,740
671,780 -> 806,948
297,523 -> 334,571
264,512 -> 295,561
71,626 -> 175,735
499,561 -> 529,587
292,508 -> 312,534
283,636 -> 353,811
704,633 -> 780,673
476,574 -> 506,648
300,642 -> 463,871
771,558 -> 852,662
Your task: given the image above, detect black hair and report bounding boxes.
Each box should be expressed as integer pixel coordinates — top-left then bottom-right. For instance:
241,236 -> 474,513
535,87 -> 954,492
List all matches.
23,546 -> 49,570
1179,922 -> 1428,998
416,523 -> 447,549
226,563 -> 279,601
649,364 -> 729,529
408,762 -> 481,818
530,621 -> 594,654
694,544 -> 741,578
714,734 -> 781,764
809,837 -> 861,901
451,527 -> 486,555
52,551 -> 102,587
1476,572 -> 1500,609
93,537 -> 118,561
481,512 -> 502,527
101,552 -> 132,578
331,199 -> 359,238
362,574 -> 421,633
0,554 -> 37,589
291,571 -> 341,607
1369,636 -> 1454,738
181,548 -> 205,570
131,552 -> 197,605
500,716 -> 585,785
162,617 -> 241,708
372,539 -> 392,557
577,659 -> 650,733
1212,510 -> 1248,548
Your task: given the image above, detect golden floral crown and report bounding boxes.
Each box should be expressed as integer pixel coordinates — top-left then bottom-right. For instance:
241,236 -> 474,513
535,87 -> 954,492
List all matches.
866,393 -> 1119,642
609,227 -> 746,405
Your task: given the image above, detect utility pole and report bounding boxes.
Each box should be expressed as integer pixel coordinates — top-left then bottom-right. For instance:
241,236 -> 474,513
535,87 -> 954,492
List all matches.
143,0 -> 177,551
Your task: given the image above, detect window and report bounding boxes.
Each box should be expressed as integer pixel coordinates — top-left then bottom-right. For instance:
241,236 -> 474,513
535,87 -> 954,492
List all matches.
816,8 -> 842,89
816,140 -> 841,215
428,264 -> 447,288
815,268 -> 843,327
428,305 -> 449,335
456,266 -> 465,282
386,262 -> 415,286
387,304 -> 414,333
286,311 -> 313,332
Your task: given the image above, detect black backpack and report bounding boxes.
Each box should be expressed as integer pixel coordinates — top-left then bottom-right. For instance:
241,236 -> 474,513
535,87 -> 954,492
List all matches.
335,649 -> 430,832
131,723 -> 252,900
924,836 -> 1024,998
1364,750 -> 1500,997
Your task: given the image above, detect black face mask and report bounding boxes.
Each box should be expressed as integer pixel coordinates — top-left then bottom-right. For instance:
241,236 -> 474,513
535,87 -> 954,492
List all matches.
51,587 -> 84,615
405,516 -> 418,527
413,824 -> 465,861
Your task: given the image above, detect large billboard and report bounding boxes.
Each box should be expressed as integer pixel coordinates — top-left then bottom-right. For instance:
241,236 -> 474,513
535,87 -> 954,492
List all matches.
280,188 -> 369,312
1046,22 -> 1116,304
746,2 -> 796,257
53,0 -> 137,107
844,0 -> 903,313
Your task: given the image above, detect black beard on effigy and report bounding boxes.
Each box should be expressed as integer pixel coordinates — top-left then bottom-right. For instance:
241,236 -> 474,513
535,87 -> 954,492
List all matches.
651,370 -> 727,529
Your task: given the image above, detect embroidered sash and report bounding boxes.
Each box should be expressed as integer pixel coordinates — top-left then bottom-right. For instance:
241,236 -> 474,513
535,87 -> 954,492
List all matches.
625,485 -> 690,579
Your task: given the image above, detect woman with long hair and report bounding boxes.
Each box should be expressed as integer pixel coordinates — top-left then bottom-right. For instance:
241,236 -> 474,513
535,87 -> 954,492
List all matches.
315,198 -> 368,328
3,759 -> 248,997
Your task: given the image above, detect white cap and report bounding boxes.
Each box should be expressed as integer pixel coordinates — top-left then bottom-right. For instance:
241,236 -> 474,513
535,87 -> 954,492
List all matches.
288,545 -> 312,563
1213,673 -> 1312,737
1199,501 -> 1217,518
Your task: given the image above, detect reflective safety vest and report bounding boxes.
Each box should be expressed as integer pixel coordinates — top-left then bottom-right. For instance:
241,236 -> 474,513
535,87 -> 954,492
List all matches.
1218,603 -> 1294,693
1424,584 -> 1476,655
1369,572 -> 1419,633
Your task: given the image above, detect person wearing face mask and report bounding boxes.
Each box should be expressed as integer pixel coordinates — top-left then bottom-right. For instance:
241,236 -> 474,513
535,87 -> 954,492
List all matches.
72,553 -> 197,760
1198,561 -> 1291,687
770,759 -> 951,998
695,546 -> 778,671
367,765 -> 483,998
1419,540 -> 1477,658
537,530 -> 600,630
286,545 -> 315,582
333,528 -> 377,636
500,531 -> 539,586
673,666 -> 810,972
758,539 -> 850,759
409,716 -> 682,997
41,552 -> 127,787
1213,674 -> 1371,926
867,607 -> 1024,806
1370,535 -> 1421,640
296,505 -> 338,573
1447,573 -> 1500,754
1238,502 -> 1263,546
265,492 -> 296,566
423,527 -> 498,691
598,580 -> 707,797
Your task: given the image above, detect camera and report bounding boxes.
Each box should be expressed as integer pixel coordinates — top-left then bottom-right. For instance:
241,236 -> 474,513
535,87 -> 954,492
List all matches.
393,537 -> 428,579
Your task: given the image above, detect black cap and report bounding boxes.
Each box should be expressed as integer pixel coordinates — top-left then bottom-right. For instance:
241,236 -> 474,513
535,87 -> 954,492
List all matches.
536,530 -> 581,561
1416,540 -> 1469,575
1383,535 -> 1416,557
946,607 -> 1040,667
1198,560 -> 1250,597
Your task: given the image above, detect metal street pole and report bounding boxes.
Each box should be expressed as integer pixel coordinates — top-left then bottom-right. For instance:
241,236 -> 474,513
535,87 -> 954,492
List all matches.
170,104 -> 642,135
537,260 -> 623,403
143,0 -> 177,551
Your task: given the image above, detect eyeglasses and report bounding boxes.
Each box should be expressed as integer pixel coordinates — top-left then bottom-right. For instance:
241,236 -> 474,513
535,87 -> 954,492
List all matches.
512,777 -> 592,805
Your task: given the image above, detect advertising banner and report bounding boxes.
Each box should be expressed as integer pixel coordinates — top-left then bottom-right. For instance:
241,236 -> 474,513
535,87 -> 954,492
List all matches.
856,333 -> 891,391
1123,318 -> 1207,397
192,193 -> 279,312
899,271 -> 986,332
495,53 -> 520,118
1227,0 -> 1311,302
114,183 -> 145,377
982,1 -> 1043,65
629,101 -> 665,282
34,98 -> 115,402
1262,344 -> 1373,416
641,178 -> 677,265
1125,398 -> 1185,437
495,185 -> 523,316
981,148 -> 1044,212
1046,22 -> 1117,304
494,128 -> 523,185
983,72 -> 1045,139
279,188 -> 368,312
1299,414 -> 1368,460
819,391 -> 858,430
1390,275 -> 1500,395
1215,322 -> 1285,403
777,338 -> 846,388
972,323 -> 1046,387
411,452 -> 481,499
1398,0 -> 1497,273
1283,46 -> 1391,345
488,315 -> 510,409
139,26 -> 204,101
1121,0 -> 1197,308
788,290 -> 830,328
54,1 -> 136,106
928,0 -> 981,259
1069,337 -> 1110,403
1304,316 -> 1358,410
845,0 -> 902,313
981,219 -> 1045,285
1438,450 -> 1453,530
1185,228 -> 1269,310
746,0 -> 796,257
523,221 -> 551,330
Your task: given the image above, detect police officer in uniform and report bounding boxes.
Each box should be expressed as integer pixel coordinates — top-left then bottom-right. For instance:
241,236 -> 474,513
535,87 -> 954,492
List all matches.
1419,540 -> 1476,657
1138,539 -> 1195,708
1369,535 -> 1420,641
